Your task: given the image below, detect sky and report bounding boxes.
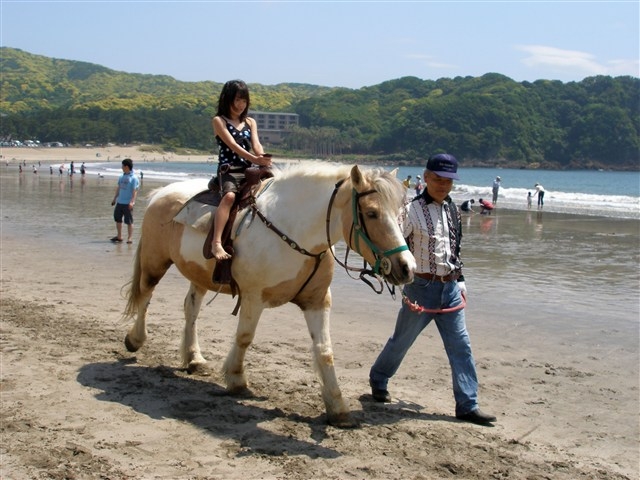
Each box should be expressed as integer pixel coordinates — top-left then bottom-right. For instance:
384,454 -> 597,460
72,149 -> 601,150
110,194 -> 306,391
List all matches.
1,1 -> 638,89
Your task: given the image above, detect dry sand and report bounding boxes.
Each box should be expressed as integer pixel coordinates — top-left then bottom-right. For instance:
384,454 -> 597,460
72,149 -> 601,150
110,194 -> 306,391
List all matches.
1,145 -> 215,166
1,146 -> 638,479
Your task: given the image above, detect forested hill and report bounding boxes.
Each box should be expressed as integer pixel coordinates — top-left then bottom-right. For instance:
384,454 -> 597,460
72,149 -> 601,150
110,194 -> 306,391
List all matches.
1,47 -> 638,170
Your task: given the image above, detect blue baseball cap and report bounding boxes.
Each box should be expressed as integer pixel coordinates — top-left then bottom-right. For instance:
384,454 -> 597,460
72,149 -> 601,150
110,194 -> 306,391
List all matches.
426,153 -> 459,180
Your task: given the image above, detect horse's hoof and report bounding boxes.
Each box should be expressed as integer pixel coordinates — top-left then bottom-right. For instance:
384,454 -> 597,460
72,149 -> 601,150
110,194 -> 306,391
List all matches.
328,412 -> 359,429
186,362 -> 210,375
227,386 -> 254,398
124,335 -> 140,353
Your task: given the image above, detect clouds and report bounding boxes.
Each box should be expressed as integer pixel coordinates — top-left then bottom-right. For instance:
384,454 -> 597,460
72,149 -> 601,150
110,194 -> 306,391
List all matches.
516,45 -> 639,78
404,53 -> 458,71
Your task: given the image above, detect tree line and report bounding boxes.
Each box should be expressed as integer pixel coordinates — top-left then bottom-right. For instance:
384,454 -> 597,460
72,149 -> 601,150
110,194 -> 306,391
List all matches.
1,47 -> 638,170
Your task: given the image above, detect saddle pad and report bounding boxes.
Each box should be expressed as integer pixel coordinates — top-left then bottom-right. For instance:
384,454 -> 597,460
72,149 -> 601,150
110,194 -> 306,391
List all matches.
174,192 -> 220,234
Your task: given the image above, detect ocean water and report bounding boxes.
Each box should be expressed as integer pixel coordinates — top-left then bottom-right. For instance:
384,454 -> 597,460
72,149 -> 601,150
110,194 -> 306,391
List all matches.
66,161 -> 640,219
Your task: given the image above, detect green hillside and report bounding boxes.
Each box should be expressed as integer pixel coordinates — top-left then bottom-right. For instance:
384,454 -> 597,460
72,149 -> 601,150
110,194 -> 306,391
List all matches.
1,47 -> 638,170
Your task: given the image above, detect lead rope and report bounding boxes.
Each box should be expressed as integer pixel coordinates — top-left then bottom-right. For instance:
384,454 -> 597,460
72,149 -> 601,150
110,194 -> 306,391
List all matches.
402,291 -> 466,314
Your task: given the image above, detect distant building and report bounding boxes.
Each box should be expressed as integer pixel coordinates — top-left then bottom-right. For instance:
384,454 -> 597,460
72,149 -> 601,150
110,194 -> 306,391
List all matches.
250,111 -> 299,145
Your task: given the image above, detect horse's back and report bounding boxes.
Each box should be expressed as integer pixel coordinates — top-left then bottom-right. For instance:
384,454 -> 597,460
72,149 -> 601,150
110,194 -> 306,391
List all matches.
139,180 -> 210,266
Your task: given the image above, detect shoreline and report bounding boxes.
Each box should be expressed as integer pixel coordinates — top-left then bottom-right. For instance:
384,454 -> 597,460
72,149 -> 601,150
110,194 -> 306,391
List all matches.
0,145 -> 316,167
0,145 -> 215,165
2,146 -> 638,172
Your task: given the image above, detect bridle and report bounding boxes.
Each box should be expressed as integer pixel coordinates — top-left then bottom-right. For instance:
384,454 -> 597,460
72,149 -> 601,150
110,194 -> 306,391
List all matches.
325,178 -> 409,294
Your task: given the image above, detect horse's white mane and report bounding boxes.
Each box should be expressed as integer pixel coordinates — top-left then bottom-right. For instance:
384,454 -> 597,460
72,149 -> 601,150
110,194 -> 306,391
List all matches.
273,161 -> 405,210
272,161 -> 352,181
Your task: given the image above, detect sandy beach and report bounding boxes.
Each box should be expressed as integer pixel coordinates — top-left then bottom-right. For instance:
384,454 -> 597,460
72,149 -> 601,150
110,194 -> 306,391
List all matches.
1,148 -> 638,479
1,145 -> 216,166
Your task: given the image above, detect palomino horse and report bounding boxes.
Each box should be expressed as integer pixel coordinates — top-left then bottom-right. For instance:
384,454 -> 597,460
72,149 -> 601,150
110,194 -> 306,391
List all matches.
122,162 -> 416,427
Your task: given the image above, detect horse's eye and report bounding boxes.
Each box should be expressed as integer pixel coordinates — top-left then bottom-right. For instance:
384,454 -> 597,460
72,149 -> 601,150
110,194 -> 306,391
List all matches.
365,210 -> 379,220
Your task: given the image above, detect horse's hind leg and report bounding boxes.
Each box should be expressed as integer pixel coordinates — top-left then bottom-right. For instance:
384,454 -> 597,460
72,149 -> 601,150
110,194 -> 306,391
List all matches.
124,274 -> 161,353
223,297 -> 264,394
304,307 -> 355,428
181,282 -> 208,373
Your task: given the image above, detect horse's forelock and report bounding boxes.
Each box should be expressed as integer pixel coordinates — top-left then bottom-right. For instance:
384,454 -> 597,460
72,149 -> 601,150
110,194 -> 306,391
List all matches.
367,168 -> 406,210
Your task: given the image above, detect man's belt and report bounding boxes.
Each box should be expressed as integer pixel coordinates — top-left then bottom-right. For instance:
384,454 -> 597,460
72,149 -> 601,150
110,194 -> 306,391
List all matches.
415,271 -> 461,283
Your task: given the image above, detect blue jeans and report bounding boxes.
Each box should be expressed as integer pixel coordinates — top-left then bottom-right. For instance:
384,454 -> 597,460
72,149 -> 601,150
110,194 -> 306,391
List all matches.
369,277 -> 479,415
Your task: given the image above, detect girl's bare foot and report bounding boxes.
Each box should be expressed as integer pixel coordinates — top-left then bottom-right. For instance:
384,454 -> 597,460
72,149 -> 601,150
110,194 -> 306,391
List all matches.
212,242 -> 232,261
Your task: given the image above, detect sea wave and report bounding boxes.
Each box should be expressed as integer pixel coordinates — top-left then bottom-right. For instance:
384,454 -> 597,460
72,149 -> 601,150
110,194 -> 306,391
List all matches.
452,184 -> 639,219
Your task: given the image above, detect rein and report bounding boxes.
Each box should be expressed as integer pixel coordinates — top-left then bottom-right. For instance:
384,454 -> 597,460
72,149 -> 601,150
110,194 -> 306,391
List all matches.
249,201 -> 327,299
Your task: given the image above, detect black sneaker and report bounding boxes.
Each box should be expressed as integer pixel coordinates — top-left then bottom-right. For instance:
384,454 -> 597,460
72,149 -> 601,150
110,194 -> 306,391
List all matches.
456,409 -> 497,425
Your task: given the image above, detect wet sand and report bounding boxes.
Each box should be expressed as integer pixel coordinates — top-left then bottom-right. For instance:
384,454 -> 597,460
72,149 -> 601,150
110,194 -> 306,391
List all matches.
1,162 -> 638,479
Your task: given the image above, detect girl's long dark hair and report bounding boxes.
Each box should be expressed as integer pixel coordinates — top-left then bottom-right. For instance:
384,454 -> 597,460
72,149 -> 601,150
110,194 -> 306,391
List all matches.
216,80 -> 250,121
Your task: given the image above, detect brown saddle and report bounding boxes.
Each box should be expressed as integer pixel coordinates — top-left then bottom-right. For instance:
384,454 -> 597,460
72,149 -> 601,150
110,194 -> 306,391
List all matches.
202,166 -> 274,287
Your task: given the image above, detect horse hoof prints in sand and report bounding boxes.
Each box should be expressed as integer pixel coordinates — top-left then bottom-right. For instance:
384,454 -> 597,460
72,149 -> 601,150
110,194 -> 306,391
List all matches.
122,163 -> 416,427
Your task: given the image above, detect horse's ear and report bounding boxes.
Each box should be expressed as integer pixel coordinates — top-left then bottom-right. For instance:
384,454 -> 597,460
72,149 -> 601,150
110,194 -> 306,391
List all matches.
389,168 -> 399,178
350,165 -> 363,187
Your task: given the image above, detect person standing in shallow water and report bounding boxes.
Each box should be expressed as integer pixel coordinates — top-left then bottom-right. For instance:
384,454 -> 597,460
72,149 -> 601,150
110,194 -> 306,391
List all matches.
414,174 -> 423,196
369,153 -> 496,426
492,176 -> 501,204
110,158 -> 139,244
533,183 -> 545,208
209,79 -> 272,261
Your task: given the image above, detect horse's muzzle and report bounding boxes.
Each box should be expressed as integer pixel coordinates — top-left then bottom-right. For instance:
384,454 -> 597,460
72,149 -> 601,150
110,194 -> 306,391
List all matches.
386,254 -> 416,285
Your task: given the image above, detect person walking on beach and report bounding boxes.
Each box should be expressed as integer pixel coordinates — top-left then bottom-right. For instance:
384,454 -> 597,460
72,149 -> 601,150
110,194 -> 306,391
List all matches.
209,79 -> 272,261
369,153 -> 496,426
80,162 -> 86,175
533,183 -> 545,208
527,191 -> 533,209
492,176 -> 501,204
402,175 -> 412,189
110,158 -> 140,244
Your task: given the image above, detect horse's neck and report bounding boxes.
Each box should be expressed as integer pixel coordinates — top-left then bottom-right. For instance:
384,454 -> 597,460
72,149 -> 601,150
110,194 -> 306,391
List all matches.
261,173 -> 347,250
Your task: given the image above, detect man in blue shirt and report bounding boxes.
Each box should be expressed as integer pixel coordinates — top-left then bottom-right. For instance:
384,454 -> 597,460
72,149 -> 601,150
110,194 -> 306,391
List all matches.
110,158 -> 140,244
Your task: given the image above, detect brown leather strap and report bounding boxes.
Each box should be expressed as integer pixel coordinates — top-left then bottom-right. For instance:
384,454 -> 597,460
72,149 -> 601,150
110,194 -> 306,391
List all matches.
415,271 -> 460,282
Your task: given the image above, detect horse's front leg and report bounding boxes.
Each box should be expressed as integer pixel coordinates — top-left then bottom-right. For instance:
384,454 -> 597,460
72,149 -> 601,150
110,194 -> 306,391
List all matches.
303,305 -> 356,428
223,297 -> 264,394
181,282 -> 208,373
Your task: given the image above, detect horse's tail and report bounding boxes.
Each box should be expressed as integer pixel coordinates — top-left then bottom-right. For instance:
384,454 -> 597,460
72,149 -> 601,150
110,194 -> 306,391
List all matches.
122,242 -> 143,319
